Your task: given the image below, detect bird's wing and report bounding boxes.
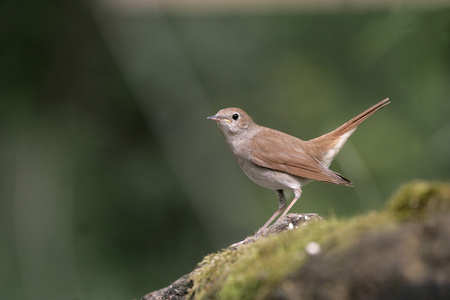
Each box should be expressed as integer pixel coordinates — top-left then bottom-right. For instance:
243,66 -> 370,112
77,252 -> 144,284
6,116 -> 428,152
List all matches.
248,130 -> 352,186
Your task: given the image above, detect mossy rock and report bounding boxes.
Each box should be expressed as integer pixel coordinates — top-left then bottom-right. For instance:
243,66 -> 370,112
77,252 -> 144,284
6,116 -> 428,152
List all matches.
142,181 -> 450,300
387,180 -> 450,220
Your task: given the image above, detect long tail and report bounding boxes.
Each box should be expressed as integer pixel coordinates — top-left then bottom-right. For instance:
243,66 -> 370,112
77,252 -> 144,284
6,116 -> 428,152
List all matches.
331,98 -> 390,136
309,98 -> 390,166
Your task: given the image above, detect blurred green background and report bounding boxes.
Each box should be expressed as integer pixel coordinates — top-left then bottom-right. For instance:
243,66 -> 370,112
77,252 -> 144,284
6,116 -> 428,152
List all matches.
1,0 -> 449,299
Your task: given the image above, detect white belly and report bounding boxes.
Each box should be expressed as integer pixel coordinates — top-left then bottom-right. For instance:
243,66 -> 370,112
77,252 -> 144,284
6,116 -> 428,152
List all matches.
237,159 -> 310,190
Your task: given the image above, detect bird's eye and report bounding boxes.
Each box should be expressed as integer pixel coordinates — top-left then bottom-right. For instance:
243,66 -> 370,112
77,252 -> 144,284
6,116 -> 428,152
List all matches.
232,113 -> 239,120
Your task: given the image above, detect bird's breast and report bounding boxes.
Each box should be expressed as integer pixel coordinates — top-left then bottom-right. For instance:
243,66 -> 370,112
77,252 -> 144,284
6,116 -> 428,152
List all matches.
236,158 -> 308,190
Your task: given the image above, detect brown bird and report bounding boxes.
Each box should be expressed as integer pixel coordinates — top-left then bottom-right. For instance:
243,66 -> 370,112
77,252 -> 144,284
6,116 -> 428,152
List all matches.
208,98 -> 390,233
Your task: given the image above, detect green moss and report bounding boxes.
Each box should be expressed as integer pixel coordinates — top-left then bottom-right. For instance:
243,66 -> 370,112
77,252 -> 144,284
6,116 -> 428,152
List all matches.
189,217 -> 387,300
188,181 -> 450,300
387,180 -> 450,221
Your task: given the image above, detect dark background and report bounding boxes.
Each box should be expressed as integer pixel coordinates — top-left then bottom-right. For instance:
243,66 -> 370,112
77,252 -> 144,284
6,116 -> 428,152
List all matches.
1,1 -> 449,299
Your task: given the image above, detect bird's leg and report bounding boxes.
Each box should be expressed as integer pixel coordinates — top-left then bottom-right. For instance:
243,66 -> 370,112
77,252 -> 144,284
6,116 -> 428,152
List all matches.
280,188 -> 302,220
257,189 -> 287,233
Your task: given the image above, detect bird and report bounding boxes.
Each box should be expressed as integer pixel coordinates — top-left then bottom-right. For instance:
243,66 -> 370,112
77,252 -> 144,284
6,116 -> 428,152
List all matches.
208,98 -> 390,234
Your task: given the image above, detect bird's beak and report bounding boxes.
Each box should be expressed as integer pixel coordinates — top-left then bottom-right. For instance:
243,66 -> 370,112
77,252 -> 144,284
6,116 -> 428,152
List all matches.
207,115 -> 230,122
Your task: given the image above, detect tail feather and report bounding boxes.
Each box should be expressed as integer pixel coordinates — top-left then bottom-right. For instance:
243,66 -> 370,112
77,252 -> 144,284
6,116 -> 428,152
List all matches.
309,98 -> 390,166
333,98 -> 390,136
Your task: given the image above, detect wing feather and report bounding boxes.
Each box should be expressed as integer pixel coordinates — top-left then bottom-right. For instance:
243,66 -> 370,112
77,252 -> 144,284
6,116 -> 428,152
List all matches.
248,130 -> 352,186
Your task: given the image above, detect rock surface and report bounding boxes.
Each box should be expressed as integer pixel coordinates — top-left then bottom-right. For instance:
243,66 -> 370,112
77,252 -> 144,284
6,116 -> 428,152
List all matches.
141,181 -> 450,300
